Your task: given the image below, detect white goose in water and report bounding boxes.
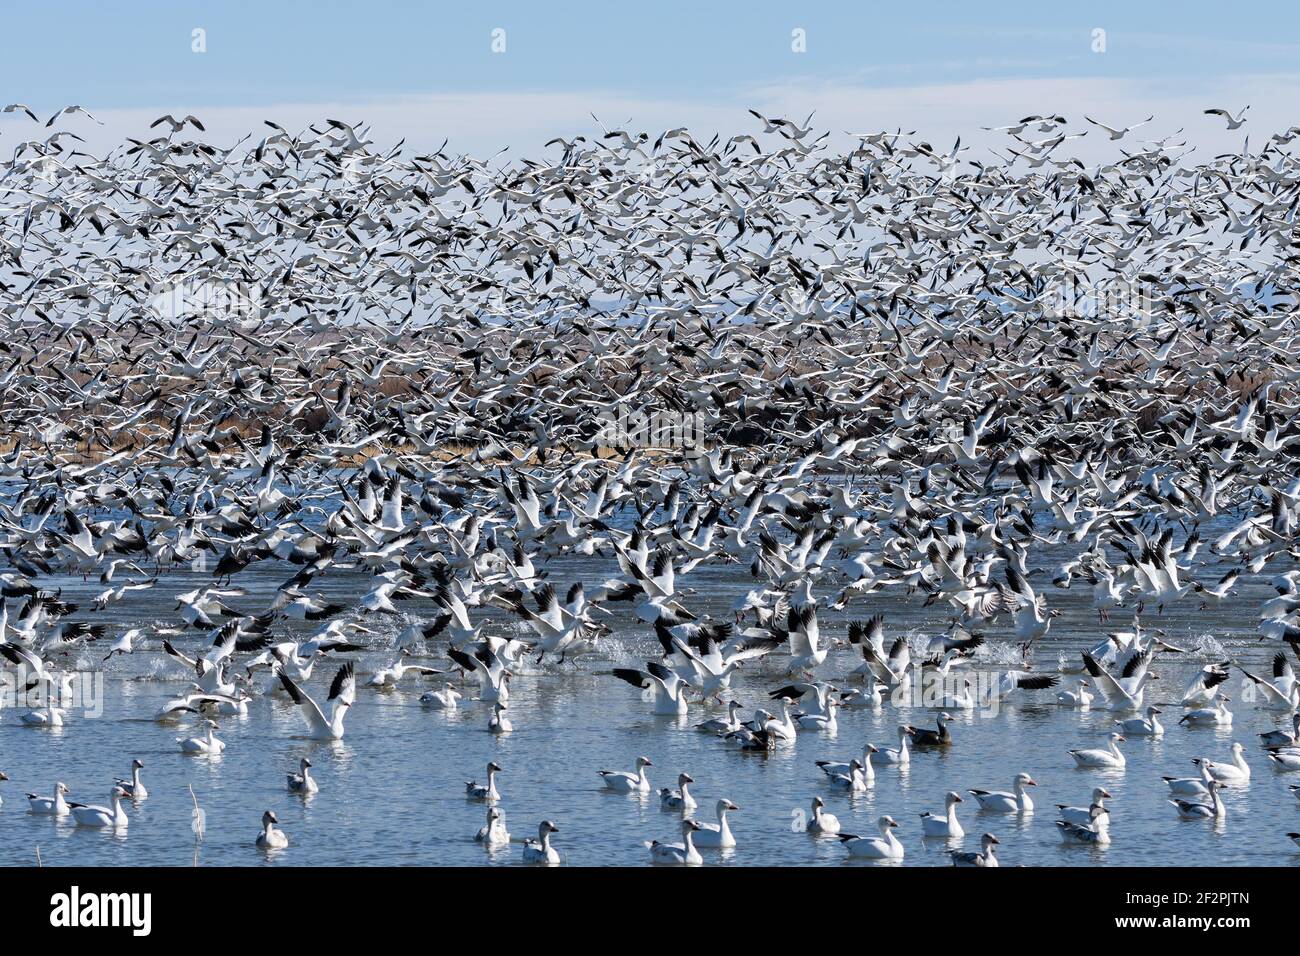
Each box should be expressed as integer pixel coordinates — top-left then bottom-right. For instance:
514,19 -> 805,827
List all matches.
1164,762 -> 1215,797
1198,743 -> 1250,784
287,758 -> 318,794
1170,780 -> 1226,819
1179,696 -> 1233,727
1057,788 -> 1112,828
659,772 -> 697,810
647,818 -> 704,864
794,696 -> 839,733
277,662 -> 356,740
920,791 -> 965,837
27,782 -> 72,815
690,800 -> 740,849
488,700 -> 512,734
1259,713 -> 1300,749
420,683 -> 462,710
466,762 -> 503,801
968,773 -> 1036,813
475,807 -> 511,846
949,832 -> 1000,867
828,759 -> 870,792
1068,732 -> 1126,769
1117,706 -> 1164,737
1056,812 -> 1111,845
72,787 -> 129,828
177,719 -> 226,755
816,744 -> 878,785
1056,679 -> 1094,709
694,700 -> 744,734
116,759 -> 148,800
256,810 -> 289,849
876,725 -> 914,766
597,756 -> 653,793
806,795 -> 840,834
522,821 -> 561,864
839,815 -> 905,860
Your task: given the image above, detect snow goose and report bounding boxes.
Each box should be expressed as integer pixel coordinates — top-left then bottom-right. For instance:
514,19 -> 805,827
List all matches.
1164,762 -> 1215,796
367,650 -> 443,688
1259,713 -> 1300,749
475,807 -> 511,846
647,818 -> 704,864
968,773 -> 1036,813
177,719 -> 226,755
611,662 -> 690,716
1056,679 -> 1094,709
1236,653 -> 1299,711
795,697 -> 839,733
1181,662 -> 1230,707
466,762 -> 502,801
806,796 -> 840,835
839,685 -> 883,710
72,787 -> 129,828
1116,706 -> 1164,737
256,810 -> 288,849
1179,696 -> 1233,727
420,683 -> 462,710
597,756 -> 653,793
910,712 -> 955,747
692,799 -> 740,849
1199,743 -> 1250,784
1169,780 -> 1226,819
115,759 -> 148,800
949,832 -> 999,867
488,700 -> 512,734
816,744 -> 878,784
839,815 -> 905,860
1056,815 -> 1110,845
659,773 -> 697,811
920,791 -> 965,837
522,821 -> 561,864
27,782 -> 72,815
828,759 -> 870,792
1056,789 -> 1111,828
1068,732 -> 1126,769
695,700 -> 744,734
278,662 -> 355,740
876,725 -> 914,766
1264,742 -> 1300,769
287,758 -> 318,794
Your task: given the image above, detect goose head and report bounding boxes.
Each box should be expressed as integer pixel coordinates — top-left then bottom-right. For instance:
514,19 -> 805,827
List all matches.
937,711 -> 954,724
57,782 -> 70,795
812,796 -> 826,811
677,772 -> 694,787
1015,772 -> 1037,788
301,758 -> 313,770
981,832 -> 1000,849
487,761 -> 503,774
539,820 -> 559,837
945,791 -> 964,808
878,815 -> 900,832
262,810 -> 279,827
1091,788 -> 1112,802
132,759 -> 144,770
635,756 -> 653,770
717,799 -> 739,814
0,772 -> 7,782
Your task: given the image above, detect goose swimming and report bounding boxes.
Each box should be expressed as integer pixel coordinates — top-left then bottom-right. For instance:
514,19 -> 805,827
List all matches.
647,818 -> 704,864
598,756 -> 653,793
659,772 -> 697,810
27,782 -> 72,815
968,773 -> 1036,813
806,795 -> 840,835
115,759 -> 148,800
256,810 -> 289,849
278,662 -> 356,740
466,762 -> 502,802
287,758 -> 318,794
690,799 -> 739,849
1068,732 -> 1126,769
1198,743 -> 1250,784
475,807 -> 511,846
522,821 -> 561,864
71,787 -> 129,828
1056,788 -> 1111,828
1116,706 -> 1164,738
420,683 -> 462,710
920,791 -> 965,837
876,725 -> 914,766
839,815 -> 905,860
1180,696 -> 1233,727
910,712 -> 955,747
949,832 -> 999,867
177,719 -> 226,755
1170,780 -> 1226,819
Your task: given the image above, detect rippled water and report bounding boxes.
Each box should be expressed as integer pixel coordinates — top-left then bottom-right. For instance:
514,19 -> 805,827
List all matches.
1,555 -> 1298,867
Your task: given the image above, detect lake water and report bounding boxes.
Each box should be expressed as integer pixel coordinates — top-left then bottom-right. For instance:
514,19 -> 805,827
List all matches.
1,552 -> 1298,867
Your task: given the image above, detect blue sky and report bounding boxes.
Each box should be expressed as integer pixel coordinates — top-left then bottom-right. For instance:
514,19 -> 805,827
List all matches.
1,2 -> 1296,156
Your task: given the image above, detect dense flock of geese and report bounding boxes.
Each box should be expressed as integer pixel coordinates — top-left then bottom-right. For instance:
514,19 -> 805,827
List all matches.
2,104 -> 1300,864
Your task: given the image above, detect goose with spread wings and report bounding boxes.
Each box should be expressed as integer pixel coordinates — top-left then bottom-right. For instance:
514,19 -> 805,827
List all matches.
278,661 -> 356,739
